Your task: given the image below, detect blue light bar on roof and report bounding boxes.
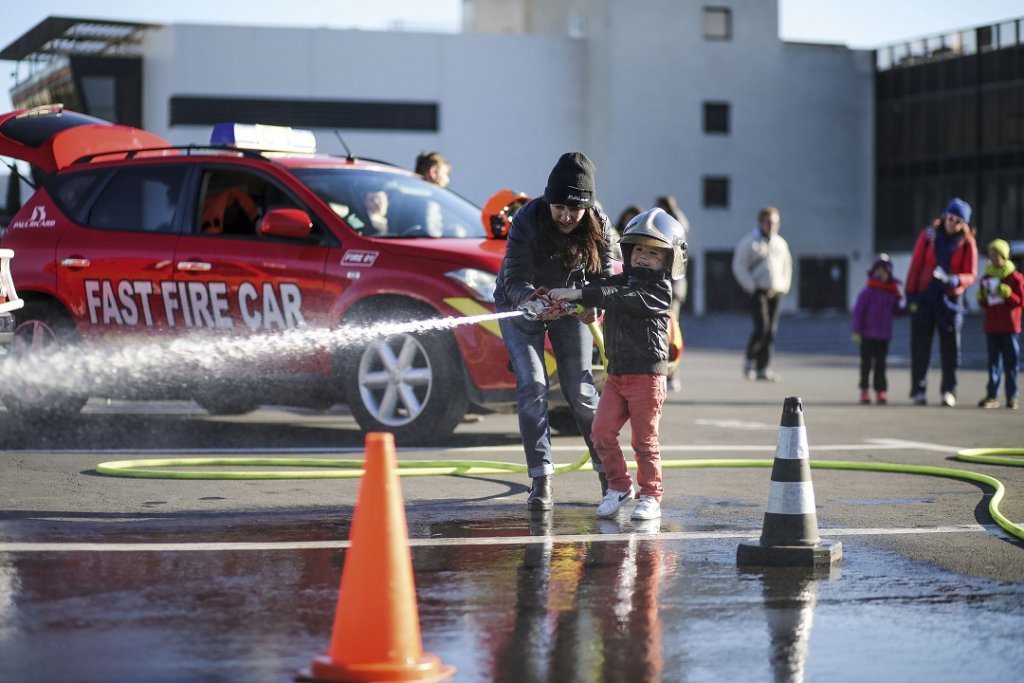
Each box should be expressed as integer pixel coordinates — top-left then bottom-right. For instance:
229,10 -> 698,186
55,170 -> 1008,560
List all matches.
210,123 -> 317,154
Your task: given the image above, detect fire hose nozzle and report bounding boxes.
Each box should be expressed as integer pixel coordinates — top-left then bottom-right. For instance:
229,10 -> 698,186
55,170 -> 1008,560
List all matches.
518,300 -> 581,321
518,300 -> 547,321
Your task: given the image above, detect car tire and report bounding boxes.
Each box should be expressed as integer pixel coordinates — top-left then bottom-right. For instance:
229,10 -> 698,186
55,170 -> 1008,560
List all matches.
1,302 -> 89,419
340,307 -> 468,445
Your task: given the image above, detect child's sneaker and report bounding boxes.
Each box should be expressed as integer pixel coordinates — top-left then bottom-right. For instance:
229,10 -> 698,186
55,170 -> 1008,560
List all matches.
912,392 -> 927,405
596,487 -> 634,518
978,396 -> 1000,409
630,496 -> 662,520
859,389 -> 871,404
1008,397 -> 1019,410
876,390 -> 887,405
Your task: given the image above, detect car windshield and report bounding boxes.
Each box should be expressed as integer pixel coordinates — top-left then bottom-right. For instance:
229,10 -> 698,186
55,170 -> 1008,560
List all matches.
292,167 -> 485,239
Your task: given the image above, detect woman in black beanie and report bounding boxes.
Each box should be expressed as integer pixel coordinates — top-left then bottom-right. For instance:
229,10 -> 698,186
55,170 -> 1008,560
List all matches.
495,151 -> 616,510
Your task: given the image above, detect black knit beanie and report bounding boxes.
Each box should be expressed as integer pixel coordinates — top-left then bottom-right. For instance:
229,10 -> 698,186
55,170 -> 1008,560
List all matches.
544,151 -> 596,208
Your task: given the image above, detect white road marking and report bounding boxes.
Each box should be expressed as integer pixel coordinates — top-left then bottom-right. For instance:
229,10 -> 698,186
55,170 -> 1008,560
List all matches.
0,524 -> 1001,553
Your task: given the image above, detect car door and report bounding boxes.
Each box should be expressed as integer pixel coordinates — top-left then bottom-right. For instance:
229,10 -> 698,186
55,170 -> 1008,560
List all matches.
171,165 -> 336,376
54,163 -> 188,340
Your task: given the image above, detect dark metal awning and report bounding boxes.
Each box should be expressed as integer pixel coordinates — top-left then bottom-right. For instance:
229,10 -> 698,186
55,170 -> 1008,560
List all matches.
0,16 -> 163,61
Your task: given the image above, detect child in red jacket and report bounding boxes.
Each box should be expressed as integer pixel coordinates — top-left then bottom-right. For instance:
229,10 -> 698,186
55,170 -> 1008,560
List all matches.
976,239 -> 1024,409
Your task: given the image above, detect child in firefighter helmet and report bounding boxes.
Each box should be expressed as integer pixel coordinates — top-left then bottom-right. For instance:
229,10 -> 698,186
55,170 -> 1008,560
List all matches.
618,206 -> 688,279
548,207 -> 686,521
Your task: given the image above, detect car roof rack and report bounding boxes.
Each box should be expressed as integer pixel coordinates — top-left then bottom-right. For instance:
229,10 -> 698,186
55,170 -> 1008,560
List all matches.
72,144 -> 272,166
71,145 -> 407,171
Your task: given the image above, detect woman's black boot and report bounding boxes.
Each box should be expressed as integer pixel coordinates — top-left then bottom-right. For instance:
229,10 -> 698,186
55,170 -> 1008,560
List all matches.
527,476 -> 553,510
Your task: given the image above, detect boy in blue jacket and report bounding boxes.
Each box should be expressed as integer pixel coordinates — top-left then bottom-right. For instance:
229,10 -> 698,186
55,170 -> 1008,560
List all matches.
549,208 -> 687,521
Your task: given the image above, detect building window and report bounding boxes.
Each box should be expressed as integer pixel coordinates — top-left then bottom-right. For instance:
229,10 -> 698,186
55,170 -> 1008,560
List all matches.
703,176 -> 730,207
703,7 -> 732,40
703,101 -> 730,133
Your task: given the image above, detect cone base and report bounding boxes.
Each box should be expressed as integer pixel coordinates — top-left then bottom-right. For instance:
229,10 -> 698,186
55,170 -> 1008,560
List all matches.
736,539 -> 842,567
299,652 -> 455,683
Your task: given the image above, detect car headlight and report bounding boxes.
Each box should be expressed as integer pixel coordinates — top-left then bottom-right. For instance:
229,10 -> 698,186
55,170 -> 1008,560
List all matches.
445,268 -> 497,303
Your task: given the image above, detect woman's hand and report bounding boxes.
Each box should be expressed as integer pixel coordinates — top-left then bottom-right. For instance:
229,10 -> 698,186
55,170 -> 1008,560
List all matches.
547,287 -> 581,302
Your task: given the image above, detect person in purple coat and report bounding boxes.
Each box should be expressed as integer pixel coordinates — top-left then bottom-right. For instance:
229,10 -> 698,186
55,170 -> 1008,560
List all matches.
852,255 -> 904,404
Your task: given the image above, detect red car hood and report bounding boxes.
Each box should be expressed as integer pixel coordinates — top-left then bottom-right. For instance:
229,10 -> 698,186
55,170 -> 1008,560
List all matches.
381,237 -> 506,272
0,105 -> 171,173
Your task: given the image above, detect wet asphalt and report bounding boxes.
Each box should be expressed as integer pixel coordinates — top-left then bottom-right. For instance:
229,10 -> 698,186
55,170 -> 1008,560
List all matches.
1,313 -> 1023,682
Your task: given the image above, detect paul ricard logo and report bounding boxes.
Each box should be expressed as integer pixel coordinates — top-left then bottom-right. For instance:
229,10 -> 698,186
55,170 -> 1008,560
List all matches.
10,205 -> 57,229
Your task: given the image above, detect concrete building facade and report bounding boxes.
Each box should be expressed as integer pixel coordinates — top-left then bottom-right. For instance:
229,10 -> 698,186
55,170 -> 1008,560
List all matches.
3,0 -> 878,314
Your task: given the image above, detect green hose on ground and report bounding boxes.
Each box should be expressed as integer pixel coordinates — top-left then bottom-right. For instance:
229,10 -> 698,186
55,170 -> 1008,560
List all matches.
96,448 -> 1024,542
93,322 -> 1024,541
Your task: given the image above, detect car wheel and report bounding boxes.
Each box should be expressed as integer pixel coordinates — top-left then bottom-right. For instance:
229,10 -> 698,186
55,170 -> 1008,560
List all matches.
1,303 -> 89,419
341,314 -> 468,445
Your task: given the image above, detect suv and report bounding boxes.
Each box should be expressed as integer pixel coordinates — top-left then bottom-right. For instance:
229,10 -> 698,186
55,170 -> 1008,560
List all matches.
0,105 -> 527,442
0,106 -> 680,442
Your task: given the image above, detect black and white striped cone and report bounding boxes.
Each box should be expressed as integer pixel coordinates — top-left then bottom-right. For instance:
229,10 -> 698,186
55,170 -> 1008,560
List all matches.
737,397 -> 842,567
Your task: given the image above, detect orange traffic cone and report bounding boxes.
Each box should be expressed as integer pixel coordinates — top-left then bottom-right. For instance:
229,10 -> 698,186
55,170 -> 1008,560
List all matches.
300,432 -> 455,682
737,397 -> 842,567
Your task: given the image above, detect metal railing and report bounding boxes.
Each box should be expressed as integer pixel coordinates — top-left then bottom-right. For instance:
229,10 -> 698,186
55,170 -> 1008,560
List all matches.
876,17 -> 1021,70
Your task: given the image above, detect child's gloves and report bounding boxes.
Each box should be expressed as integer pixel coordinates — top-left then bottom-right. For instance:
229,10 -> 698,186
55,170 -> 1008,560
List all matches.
998,283 -> 1012,298
851,333 -> 862,345
932,265 -> 949,283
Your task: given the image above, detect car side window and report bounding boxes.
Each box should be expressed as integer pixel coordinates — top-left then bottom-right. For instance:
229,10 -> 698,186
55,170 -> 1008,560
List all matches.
46,169 -> 107,222
85,165 -> 188,233
197,168 -> 316,241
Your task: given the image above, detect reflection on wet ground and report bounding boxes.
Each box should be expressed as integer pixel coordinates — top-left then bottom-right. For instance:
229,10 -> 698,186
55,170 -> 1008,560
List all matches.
2,508 -> 1023,682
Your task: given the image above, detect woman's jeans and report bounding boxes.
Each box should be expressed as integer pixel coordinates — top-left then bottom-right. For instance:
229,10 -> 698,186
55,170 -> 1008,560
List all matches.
499,315 -> 602,478
910,300 -> 962,396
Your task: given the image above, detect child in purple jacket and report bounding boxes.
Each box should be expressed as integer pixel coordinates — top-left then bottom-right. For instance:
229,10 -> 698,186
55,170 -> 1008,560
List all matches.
852,255 -> 904,404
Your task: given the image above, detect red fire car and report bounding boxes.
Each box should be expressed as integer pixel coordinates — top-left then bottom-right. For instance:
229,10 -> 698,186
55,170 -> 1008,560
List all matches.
0,106 -> 680,442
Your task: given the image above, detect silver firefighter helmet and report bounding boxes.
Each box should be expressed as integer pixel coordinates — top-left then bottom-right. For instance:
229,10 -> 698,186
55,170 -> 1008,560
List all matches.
619,207 -> 688,279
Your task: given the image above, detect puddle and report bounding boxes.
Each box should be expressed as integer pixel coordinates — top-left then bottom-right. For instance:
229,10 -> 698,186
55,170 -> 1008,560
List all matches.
2,517 -> 1022,682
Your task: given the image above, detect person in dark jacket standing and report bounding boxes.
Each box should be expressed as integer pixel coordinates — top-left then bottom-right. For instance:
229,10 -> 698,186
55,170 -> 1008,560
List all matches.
904,197 -> 978,407
494,152 -> 616,511
550,208 -> 687,521
851,255 -> 904,405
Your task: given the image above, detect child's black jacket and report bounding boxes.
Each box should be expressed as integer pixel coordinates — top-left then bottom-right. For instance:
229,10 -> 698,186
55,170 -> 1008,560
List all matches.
581,268 -> 672,376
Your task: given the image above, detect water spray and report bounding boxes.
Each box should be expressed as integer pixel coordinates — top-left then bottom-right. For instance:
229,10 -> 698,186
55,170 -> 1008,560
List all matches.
1,309 -> 524,397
